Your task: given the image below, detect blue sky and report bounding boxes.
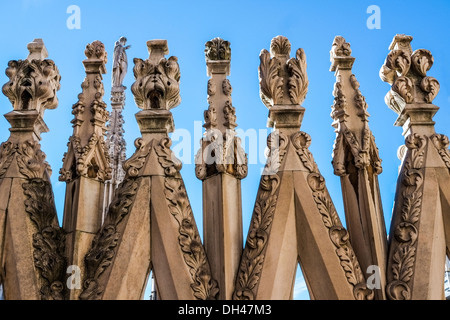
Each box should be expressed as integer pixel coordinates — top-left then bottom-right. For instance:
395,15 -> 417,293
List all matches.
0,0 -> 449,300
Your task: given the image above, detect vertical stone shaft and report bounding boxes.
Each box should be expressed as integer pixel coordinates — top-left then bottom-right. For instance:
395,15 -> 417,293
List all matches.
195,38 -> 247,300
0,39 -> 64,300
381,34 -> 446,300
329,36 -> 387,299
234,36 -> 373,301
103,37 -> 129,222
59,41 -> 111,300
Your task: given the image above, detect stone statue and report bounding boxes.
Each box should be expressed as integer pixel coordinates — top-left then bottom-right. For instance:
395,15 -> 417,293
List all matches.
112,36 -> 130,88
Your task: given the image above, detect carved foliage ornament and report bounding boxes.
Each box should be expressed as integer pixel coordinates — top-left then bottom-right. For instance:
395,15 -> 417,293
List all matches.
59,134 -> 112,182
0,139 -> 51,180
22,179 -> 67,300
205,38 -> 231,61
80,177 -> 140,300
2,58 -> 61,112
131,55 -> 181,110
164,177 -> 219,300
380,36 -> 440,113
259,36 -> 308,108
292,131 -> 374,300
386,134 -> 426,300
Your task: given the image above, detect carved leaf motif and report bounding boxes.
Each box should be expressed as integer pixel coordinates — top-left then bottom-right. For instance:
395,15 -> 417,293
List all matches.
392,76 -> 413,103
80,177 -> 139,300
306,169 -> 372,300
164,177 -> 219,300
431,134 -> 450,169
287,48 -> 308,104
233,173 -> 281,300
411,49 -> 433,77
155,137 -> 182,177
131,54 -> 181,110
330,36 -> 352,57
16,140 -> 50,179
259,49 -> 283,108
22,179 -> 66,300
2,58 -> 61,111
386,50 -> 411,76
387,134 -> 426,300
0,141 -> 15,177
270,36 -> 291,56
420,76 -> 440,103
291,131 -> 318,173
205,38 -> 231,61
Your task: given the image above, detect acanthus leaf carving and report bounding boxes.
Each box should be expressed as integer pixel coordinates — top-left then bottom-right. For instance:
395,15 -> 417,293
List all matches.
258,49 -> 283,109
0,141 -> 15,178
430,134 -> 450,169
131,55 -> 181,111
122,138 -> 152,178
17,140 -> 51,180
163,177 -> 219,300
420,76 -> 440,103
386,49 -> 411,77
2,57 -> 61,112
307,171 -> 373,300
155,137 -> 182,177
205,38 -> 231,61
386,133 -> 427,300
80,177 -> 140,300
233,174 -> 280,300
287,48 -> 308,105
391,76 -> 413,104
22,179 -> 67,300
411,49 -> 433,77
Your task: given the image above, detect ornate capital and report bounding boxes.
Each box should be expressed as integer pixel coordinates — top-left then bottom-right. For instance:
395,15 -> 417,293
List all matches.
197,38 -> 248,181
330,36 -> 355,72
2,39 -> 61,115
205,37 -> 231,61
131,40 -> 181,111
380,34 -> 440,128
259,36 -> 308,111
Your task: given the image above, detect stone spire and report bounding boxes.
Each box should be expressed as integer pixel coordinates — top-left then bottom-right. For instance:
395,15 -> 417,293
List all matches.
103,37 -> 129,221
0,39 -> 66,300
80,40 -> 218,300
329,36 -> 387,299
234,36 -> 372,300
194,38 -> 247,299
381,35 -> 449,300
59,40 -> 111,300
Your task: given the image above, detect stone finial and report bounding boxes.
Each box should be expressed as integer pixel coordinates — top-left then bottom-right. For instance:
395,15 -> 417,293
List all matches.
330,36 -> 355,72
131,40 -> 181,111
380,34 -> 440,127
205,37 -> 231,61
259,35 -> 308,110
84,40 -> 108,74
196,38 -> 248,181
26,38 -> 49,61
59,40 -> 111,183
2,39 -> 61,114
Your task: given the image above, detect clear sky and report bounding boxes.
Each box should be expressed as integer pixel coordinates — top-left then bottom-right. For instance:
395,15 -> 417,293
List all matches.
0,0 -> 449,300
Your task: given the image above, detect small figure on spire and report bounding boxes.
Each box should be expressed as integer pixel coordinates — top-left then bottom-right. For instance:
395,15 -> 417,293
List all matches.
112,36 -> 130,88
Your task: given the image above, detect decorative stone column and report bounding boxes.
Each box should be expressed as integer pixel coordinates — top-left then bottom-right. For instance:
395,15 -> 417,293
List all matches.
0,39 -> 65,299
329,36 -> 387,299
103,37 -> 129,222
381,34 -> 448,300
234,36 -> 372,300
195,38 -> 247,300
79,40 -> 218,300
59,40 -> 111,300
